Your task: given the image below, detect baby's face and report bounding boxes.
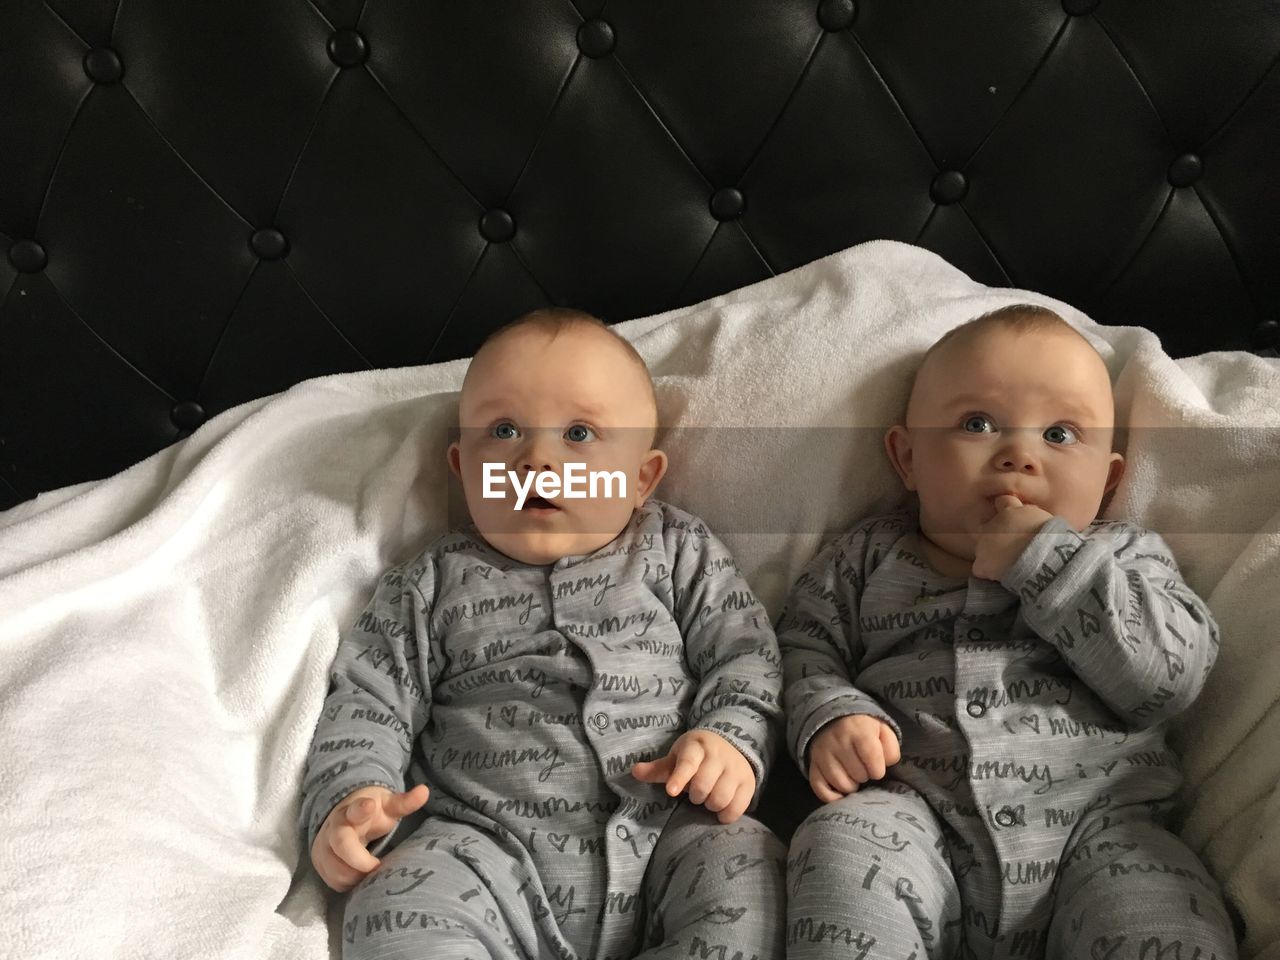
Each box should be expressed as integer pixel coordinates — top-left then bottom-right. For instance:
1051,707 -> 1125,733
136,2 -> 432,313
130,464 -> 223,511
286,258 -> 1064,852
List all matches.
449,325 -> 666,566
886,325 -> 1124,564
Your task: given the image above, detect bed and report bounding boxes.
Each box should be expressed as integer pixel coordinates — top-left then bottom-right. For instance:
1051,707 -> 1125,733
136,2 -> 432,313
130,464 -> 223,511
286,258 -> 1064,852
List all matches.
2,1 -> 1278,958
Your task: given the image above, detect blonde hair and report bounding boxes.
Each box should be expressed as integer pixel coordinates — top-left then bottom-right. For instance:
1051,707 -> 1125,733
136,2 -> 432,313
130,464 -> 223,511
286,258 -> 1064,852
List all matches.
469,307 -> 659,436
910,304 -> 1099,397
927,304 -> 1085,358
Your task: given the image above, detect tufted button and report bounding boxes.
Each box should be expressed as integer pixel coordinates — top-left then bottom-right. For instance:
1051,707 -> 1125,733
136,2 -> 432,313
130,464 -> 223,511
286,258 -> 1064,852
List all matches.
966,627 -> 985,642
1251,320 -> 1280,352
83,47 -> 123,84
1167,153 -> 1203,188
1062,0 -> 1099,15
249,227 -> 289,260
966,700 -> 987,719
930,171 -> 968,205
479,208 -> 516,243
171,401 -> 207,432
577,19 -> 615,58
8,240 -> 47,273
994,807 -> 1017,827
709,188 -> 745,222
327,29 -> 368,67
817,0 -> 857,31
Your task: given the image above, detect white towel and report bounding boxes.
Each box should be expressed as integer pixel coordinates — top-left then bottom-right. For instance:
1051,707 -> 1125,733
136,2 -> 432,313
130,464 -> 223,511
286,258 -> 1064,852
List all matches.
2,240 -> 1276,959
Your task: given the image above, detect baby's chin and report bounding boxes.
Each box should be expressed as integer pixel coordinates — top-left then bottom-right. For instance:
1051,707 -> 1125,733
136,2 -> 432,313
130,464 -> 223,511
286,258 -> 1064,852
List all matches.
477,527 -> 626,566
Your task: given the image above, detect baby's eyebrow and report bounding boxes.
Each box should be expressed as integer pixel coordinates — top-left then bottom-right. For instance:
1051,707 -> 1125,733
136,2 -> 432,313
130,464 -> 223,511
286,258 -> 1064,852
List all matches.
944,394 -> 996,410
468,398 -> 513,417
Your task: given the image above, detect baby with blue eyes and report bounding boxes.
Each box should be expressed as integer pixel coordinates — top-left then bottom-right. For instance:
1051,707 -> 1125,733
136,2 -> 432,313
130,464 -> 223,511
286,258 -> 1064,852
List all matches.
778,305 -> 1236,959
299,308 -> 786,960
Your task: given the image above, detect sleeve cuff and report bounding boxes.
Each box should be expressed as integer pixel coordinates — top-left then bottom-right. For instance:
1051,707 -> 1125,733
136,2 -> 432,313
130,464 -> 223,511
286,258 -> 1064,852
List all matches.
999,516 -> 1085,601
302,770 -> 401,855
793,694 -> 902,772
694,708 -> 776,790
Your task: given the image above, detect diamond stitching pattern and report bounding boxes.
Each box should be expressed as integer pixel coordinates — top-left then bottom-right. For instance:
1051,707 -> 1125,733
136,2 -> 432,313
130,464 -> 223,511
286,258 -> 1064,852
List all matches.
2,0 -> 1277,506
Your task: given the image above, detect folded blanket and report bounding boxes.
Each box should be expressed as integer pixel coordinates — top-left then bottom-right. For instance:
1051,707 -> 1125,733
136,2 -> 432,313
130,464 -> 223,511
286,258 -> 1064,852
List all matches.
1,240 -> 1276,959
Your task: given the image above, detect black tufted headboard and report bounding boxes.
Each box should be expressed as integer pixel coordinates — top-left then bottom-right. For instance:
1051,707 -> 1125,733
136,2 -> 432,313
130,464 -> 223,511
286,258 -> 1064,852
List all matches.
2,0 -> 1278,511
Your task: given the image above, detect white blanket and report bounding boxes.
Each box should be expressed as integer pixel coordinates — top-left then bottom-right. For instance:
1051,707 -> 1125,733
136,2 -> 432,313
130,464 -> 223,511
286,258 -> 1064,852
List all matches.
2,240 -> 1276,959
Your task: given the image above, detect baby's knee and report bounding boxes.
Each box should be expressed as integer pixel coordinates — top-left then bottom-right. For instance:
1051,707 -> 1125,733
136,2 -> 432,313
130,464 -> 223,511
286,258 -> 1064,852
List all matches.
787,793 -> 947,897
341,842 -> 512,957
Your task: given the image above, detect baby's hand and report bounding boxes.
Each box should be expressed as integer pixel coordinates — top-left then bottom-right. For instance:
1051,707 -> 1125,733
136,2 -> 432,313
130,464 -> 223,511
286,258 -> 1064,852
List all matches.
310,784 -> 429,892
808,714 -> 901,804
632,730 -> 756,823
971,495 -> 1054,581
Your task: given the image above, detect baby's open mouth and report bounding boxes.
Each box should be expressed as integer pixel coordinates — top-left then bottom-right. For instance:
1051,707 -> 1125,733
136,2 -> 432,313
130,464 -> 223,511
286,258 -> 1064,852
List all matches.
520,496 -> 561,512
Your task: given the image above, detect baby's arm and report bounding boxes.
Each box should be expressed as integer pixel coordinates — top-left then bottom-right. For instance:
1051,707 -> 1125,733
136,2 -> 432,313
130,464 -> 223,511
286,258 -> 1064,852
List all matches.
636,514 -> 783,817
1002,518 -> 1219,729
298,557 -> 437,876
776,520 -> 903,800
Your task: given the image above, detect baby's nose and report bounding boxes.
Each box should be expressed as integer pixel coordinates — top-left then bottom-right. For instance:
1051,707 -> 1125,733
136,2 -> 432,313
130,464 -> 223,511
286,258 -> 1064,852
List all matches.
1000,456 -> 1037,472
518,430 -> 557,472
995,435 -> 1040,472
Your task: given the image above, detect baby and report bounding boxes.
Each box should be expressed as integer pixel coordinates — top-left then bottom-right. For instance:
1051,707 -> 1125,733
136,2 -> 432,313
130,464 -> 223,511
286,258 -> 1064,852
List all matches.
778,306 -> 1237,959
299,308 -> 786,960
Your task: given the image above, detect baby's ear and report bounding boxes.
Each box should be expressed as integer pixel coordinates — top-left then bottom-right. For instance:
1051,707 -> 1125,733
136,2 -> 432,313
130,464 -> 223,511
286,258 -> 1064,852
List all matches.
634,449 -> 669,505
446,441 -> 462,478
1104,451 -> 1125,494
884,426 -> 916,490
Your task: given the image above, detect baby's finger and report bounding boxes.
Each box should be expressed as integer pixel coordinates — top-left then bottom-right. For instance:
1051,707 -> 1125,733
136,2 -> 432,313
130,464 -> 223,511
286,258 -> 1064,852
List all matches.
855,737 -> 887,781
994,494 -> 1022,512
317,849 -> 367,892
666,741 -> 706,797
383,784 -> 430,818
834,742 -> 869,784
342,797 -> 386,843
880,725 -> 902,766
719,781 -> 754,824
817,755 -> 856,795
632,755 -> 675,783
329,824 -> 381,874
344,796 -> 376,826
687,757 -> 724,805
808,767 -> 843,805
704,772 -> 739,813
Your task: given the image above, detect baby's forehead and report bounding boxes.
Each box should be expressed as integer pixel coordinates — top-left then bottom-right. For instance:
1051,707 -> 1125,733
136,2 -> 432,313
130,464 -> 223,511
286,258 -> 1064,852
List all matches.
910,326 -> 1115,416
925,323 -> 1104,374
473,323 -> 633,373
460,325 -> 656,421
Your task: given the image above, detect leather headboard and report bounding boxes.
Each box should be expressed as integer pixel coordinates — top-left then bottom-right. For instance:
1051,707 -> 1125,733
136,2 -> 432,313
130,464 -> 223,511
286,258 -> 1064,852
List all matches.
3,0 -> 1278,510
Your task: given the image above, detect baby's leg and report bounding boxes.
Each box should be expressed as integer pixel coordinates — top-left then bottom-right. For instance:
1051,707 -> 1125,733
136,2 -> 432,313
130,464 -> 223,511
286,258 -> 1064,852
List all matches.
1047,813 -> 1238,960
635,801 -> 787,960
786,785 -> 962,960
341,820 -> 547,960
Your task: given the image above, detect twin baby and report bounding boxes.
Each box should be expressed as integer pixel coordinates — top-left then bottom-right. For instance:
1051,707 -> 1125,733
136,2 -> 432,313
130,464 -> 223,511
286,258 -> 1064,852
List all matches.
299,307 -> 1238,960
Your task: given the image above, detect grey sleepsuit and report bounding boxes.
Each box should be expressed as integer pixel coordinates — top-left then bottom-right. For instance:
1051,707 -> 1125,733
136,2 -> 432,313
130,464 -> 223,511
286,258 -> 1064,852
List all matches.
778,511 -> 1237,960
299,499 -> 786,960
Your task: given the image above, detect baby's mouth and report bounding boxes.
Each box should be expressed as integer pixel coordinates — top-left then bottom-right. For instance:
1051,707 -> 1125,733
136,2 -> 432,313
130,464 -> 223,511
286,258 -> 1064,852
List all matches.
989,492 -> 1036,509
520,496 -> 561,512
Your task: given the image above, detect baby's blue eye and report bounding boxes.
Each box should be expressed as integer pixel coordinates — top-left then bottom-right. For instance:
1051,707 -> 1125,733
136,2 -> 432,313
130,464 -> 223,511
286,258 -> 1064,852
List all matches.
1044,424 -> 1078,445
491,422 -> 520,440
963,414 -> 995,433
565,424 -> 596,442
